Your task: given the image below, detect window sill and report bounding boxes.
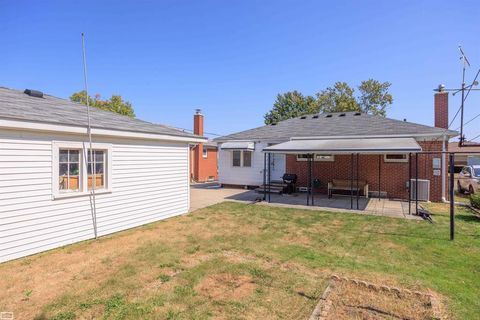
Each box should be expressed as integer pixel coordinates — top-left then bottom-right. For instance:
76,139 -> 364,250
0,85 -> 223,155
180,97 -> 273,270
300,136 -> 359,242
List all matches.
52,189 -> 112,200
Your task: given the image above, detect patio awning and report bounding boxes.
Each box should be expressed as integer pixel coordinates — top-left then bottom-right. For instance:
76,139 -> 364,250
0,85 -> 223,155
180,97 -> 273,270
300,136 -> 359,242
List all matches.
262,137 -> 422,154
221,141 -> 255,150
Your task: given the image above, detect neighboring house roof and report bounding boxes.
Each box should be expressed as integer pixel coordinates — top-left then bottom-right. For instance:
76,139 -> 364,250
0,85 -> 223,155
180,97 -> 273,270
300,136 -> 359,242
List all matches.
448,142 -> 480,153
203,140 -> 218,148
0,87 -> 201,140
215,112 -> 458,142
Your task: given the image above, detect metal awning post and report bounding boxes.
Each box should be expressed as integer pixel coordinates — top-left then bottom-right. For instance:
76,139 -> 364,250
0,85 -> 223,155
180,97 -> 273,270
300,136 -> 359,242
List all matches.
356,153 -> 359,209
378,154 -> 381,200
350,153 -> 354,209
263,153 -> 267,201
310,154 -> 314,206
408,152 -> 412,215
268,153 -> 271,203
306,154 -> 311,206
415,153 -> 419,214
449,152 -> 455,240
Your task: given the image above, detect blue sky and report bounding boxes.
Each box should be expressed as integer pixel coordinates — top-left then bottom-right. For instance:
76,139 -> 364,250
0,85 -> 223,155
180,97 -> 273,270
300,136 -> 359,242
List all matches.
2,1 -> 480,140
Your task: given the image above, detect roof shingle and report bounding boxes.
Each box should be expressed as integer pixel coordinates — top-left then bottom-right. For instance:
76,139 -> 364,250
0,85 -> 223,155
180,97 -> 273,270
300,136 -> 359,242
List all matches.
215,112 -> 458,141
0,87 -> 199,139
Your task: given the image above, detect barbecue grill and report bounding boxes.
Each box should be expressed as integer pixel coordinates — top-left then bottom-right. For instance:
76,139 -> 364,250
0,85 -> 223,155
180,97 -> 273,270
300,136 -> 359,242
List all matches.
282,173 -> 297,194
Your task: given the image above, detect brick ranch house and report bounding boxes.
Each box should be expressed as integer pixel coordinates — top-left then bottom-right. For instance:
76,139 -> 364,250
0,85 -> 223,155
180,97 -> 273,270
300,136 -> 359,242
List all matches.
190,110 -> 218,182
215,91 -> 457,202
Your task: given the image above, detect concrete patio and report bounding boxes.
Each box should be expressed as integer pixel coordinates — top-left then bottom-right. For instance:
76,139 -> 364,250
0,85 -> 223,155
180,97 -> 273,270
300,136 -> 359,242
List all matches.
191,183 -> 422,220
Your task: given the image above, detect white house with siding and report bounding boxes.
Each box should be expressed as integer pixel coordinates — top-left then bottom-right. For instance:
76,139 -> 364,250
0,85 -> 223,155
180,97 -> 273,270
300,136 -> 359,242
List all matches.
0,87 -> 205,263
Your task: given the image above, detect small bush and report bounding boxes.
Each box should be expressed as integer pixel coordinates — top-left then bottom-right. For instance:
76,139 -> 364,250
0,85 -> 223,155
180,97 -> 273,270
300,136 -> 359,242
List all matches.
470,193 -> 480,209
158,274 -> 171,282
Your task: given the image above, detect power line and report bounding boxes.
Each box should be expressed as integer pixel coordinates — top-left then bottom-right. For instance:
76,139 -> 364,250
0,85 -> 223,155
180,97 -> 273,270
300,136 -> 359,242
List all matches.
456,111 -> 480,130
470,133 -> 480,141
431,103 -> 462,143
174,126 -> 224,137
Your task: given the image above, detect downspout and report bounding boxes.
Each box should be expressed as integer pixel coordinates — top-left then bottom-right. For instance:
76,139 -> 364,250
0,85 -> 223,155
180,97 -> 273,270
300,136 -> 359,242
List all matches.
442,134 -> 448,203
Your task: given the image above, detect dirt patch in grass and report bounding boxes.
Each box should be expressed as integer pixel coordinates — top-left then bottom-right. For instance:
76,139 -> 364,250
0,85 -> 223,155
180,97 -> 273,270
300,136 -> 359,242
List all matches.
318,279 -> 440,320
195,273 -> 256,300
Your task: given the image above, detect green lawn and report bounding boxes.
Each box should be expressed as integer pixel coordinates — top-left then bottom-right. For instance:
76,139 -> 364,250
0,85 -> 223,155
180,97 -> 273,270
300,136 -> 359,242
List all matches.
2,201 -> 479,319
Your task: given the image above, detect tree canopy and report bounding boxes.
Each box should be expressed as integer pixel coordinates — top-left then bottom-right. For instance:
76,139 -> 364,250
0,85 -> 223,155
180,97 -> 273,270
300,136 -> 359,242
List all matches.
70,91 -> 135,118
263,79 -> 392,124
263,91 -> 318,125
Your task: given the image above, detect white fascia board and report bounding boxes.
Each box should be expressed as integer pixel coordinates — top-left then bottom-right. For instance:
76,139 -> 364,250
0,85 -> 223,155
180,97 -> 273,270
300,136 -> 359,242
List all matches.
291,133 -> 458,141
216,138 -> 287,144
0,119 -> 207,143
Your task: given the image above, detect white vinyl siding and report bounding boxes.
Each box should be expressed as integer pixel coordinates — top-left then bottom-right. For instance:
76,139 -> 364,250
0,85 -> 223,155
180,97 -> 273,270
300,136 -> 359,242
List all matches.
0,129 -> 190,263
218,141 -> 286,185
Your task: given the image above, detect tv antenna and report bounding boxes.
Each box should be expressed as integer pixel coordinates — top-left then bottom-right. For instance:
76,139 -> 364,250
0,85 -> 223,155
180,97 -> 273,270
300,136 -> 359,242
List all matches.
81,32 -> 98,238
434,46 -> 480,147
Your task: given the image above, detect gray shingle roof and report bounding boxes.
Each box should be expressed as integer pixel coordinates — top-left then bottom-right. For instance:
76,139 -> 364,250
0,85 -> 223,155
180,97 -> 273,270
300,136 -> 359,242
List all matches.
215,112 -> 458,141
0,87 -> 200,139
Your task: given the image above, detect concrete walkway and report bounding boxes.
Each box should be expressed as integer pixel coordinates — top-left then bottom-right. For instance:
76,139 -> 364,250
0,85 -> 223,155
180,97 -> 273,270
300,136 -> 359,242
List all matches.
189,183 -> 252,212
189,183 -> 422,220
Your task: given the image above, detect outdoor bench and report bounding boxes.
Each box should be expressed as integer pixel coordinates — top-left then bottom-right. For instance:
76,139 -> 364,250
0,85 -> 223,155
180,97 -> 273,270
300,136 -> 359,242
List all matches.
328,179 -> 369,198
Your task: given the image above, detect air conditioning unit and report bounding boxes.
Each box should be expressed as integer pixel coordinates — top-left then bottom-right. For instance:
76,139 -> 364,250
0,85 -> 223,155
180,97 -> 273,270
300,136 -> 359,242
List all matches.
409,179 -> 430,201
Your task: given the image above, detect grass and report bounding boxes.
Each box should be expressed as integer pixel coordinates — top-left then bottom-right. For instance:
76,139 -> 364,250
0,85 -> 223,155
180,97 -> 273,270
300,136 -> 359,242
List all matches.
1,201 -> 479,319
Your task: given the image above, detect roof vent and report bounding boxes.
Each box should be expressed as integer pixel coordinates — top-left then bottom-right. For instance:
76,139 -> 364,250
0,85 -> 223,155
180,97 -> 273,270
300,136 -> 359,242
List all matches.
312,115 -> 319,119
300,116 -> 307,119
339,113 -> 346,117
354,112 -> 361,116
325,114 -> 333,118
24,89 -> 44,98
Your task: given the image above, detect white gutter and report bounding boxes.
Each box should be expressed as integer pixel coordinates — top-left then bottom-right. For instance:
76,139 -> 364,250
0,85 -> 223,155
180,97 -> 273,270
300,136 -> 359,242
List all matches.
291,133 -> 458,140
0,119 -> 207,143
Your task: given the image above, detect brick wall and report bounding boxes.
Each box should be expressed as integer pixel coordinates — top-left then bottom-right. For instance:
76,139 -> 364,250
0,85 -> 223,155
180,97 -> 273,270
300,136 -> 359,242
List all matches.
285,141 -> 445,201
434,92 -> 449,129
191,111 -> 218,182
194,145 -> 218,182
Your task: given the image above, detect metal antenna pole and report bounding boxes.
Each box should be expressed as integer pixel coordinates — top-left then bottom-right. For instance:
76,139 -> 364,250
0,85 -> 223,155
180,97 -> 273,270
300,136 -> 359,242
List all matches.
82,33 -> 98,239
459,46 -> 470,146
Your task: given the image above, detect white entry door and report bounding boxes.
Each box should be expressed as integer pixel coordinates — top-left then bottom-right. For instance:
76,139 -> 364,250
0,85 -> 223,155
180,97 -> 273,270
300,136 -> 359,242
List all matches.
269,153 -> 286,181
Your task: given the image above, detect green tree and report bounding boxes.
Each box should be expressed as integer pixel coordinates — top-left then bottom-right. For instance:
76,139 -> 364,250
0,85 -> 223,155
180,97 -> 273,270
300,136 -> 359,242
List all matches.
357,79 -> 393,117
264,91 -> 318,125
316,82 -> 360,113
263,79 -> 393,124
69,91 -> 135,118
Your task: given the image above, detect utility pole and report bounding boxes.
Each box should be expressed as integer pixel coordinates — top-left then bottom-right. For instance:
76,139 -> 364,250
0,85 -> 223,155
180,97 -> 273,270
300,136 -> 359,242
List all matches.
434,46 -> 480,147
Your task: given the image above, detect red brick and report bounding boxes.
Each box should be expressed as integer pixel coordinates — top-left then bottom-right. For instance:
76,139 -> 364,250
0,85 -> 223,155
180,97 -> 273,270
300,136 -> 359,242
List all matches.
285,141 -> 446,201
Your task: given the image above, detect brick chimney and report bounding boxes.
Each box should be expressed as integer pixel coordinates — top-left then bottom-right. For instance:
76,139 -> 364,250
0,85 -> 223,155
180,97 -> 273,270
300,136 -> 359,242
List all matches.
434,85 -> 448,129
193,109 -> 203,181
194,109 -> 204,136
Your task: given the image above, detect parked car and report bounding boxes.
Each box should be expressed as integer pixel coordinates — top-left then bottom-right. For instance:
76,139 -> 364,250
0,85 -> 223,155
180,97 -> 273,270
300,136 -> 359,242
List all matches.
457,165 -> 480,194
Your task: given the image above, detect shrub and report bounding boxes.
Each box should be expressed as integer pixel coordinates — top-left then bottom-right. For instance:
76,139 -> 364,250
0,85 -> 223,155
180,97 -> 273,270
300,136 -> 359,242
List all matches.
470,193 -> 480,209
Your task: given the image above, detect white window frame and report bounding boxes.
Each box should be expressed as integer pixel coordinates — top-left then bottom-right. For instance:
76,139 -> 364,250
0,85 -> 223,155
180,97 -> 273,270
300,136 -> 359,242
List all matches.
242,150 -> 252,167
384,154 -> 408,163
296,154 -> 335,162
202,146 -> 208,158
231,150 -> 253,167
52,141 -> 113,199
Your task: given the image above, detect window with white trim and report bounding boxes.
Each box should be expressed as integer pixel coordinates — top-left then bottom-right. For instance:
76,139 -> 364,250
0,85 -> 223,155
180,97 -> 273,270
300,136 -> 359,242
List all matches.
59,149 -> 81,192
243,151 -> 252,167
384,154 -> 408,163
202,147 -> 208,158
232,150 -> 241,167
232,150 -> 252,167
88,150 -> 106,190
296,154 -> 335,162
53,142 -> 112,199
